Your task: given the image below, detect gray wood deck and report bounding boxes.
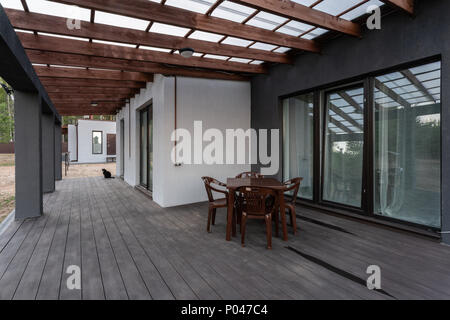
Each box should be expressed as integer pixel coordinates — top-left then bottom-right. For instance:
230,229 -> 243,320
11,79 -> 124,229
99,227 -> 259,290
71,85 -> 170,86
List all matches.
0,177 -> 449,300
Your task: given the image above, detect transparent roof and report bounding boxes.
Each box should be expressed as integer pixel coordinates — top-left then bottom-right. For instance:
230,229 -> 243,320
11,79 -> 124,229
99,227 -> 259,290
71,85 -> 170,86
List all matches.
0,0 -> 389,68
28,0 -> 91,21
94,11 -> 149,31
149,22 -> 191,37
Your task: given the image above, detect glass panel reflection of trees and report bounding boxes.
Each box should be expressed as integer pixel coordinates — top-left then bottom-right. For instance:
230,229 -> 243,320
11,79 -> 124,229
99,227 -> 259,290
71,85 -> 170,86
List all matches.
323,87 -> 365,208
374,61 -> 441,228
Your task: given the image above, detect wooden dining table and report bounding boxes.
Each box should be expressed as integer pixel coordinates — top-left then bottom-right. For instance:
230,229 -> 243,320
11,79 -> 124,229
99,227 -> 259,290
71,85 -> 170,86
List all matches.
225,177 -> 289,242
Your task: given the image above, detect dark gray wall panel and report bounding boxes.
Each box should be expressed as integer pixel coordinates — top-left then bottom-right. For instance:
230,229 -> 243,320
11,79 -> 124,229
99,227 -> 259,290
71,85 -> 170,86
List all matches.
42,112 -> 55,193
14,92 -> 42,219
55,124 -> 62,181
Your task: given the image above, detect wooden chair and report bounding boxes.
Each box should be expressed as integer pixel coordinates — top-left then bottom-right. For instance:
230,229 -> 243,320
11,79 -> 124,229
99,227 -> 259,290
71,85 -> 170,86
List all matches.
201,177 -> 234,233
282,178 -> 303,235
235,172 -> 264,178
238,186 -> 278,249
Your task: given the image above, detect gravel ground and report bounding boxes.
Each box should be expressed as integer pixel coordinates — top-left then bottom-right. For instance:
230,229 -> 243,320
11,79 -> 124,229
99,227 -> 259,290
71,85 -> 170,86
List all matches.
0,155 -> 116,224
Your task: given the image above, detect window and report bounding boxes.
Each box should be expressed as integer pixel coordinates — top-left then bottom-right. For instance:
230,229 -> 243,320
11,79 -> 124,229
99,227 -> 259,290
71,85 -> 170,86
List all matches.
92,131 -> 103,155
281,59 -> 441,230
374,61 -> 441,228
323,85 -> 365,208
283,92 -> 315,200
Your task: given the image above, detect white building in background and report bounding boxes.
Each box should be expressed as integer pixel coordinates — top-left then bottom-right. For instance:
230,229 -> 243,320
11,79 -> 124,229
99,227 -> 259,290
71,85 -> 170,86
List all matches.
68,120 -> 117,164
116,75 -> 251,208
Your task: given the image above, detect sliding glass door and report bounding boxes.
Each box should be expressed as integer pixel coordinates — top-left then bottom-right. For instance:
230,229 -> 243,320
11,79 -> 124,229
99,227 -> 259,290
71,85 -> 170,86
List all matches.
283,93 -> 314,200
323,86 -> 365,208
374,61 -> 441,228
140,105 -> 153,191
281,60 -> 441,230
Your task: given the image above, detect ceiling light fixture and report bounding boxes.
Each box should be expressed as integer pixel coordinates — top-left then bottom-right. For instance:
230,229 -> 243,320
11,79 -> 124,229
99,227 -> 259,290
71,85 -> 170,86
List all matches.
179,47 -> 195,58
91,102 -> 99,107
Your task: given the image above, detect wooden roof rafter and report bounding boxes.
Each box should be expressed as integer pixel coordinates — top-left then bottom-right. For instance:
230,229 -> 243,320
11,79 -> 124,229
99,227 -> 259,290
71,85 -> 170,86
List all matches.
230,0 -> 361,37
49,0 -> 321,52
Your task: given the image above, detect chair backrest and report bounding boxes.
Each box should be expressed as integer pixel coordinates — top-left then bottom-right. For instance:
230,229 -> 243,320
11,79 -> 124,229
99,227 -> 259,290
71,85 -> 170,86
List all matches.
235,172 -> 264,179
201,177 -> 226,202
237,186 -> 277,216
283,178 -> 303,204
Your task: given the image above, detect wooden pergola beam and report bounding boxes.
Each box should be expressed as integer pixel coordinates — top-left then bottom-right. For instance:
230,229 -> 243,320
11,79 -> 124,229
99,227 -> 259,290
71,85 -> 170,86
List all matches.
49,0 -> 320,52
40,78 -> 147,88
29,52 -> 250,81
58,109 -> 118,116
20,34 -> 265,74
52,98 -> 126,104
33,65 -> 153,82
380,0 -> 414,14
45,86 -> 138,95
6,9 -> 291,64
49,93 -> 133,100
231,0 -> 361,37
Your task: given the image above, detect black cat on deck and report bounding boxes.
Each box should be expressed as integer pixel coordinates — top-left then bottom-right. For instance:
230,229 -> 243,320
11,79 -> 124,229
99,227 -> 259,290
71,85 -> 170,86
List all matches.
102,169 -> 115,179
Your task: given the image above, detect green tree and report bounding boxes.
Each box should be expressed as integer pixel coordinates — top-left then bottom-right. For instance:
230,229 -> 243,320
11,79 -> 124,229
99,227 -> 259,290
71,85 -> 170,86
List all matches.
0,78 -> 14,143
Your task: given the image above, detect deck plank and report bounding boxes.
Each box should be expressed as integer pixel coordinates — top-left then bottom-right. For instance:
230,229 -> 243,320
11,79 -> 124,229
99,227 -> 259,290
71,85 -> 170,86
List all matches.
13,186 -> 66,300
1,177 -> 449,300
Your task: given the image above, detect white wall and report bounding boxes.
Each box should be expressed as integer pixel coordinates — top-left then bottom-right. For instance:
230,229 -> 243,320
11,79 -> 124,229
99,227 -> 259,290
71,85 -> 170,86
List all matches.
117,74 -> 251,207
75,120 -> 116,164
67,124 -> 77,161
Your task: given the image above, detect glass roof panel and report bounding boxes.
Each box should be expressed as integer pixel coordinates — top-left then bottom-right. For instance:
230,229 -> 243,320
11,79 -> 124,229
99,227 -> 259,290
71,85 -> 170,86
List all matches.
229,57 -> 252,64
0,0 -> 23,10
291,0 -> 320,6
92,39 -> 136,48
150,22 -> 191,37
95,11 -> 149,31
203,54 -> 229,60
189,30 -> 224,42
246,11 -> 288,30
38,32 -> 89,42
250,42 -> 278,51
273,47 -> 291,53
313,0 -> 362,16
27,0 -> 91,21
139,46 -> 172,53
276,20 -> 314,37
220,37 -> 253,47
301,28 -> 328,39
250,60 -> 264,65
15,29 -> 34,34
211,1 -> 256,23
340,0 -> 385,21
164,0 -> 214,14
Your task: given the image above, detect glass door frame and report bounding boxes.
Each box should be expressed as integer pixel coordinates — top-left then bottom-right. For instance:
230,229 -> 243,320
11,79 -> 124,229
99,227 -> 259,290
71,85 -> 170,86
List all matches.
279,57 -> 441,232
318,81 -> 370,214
